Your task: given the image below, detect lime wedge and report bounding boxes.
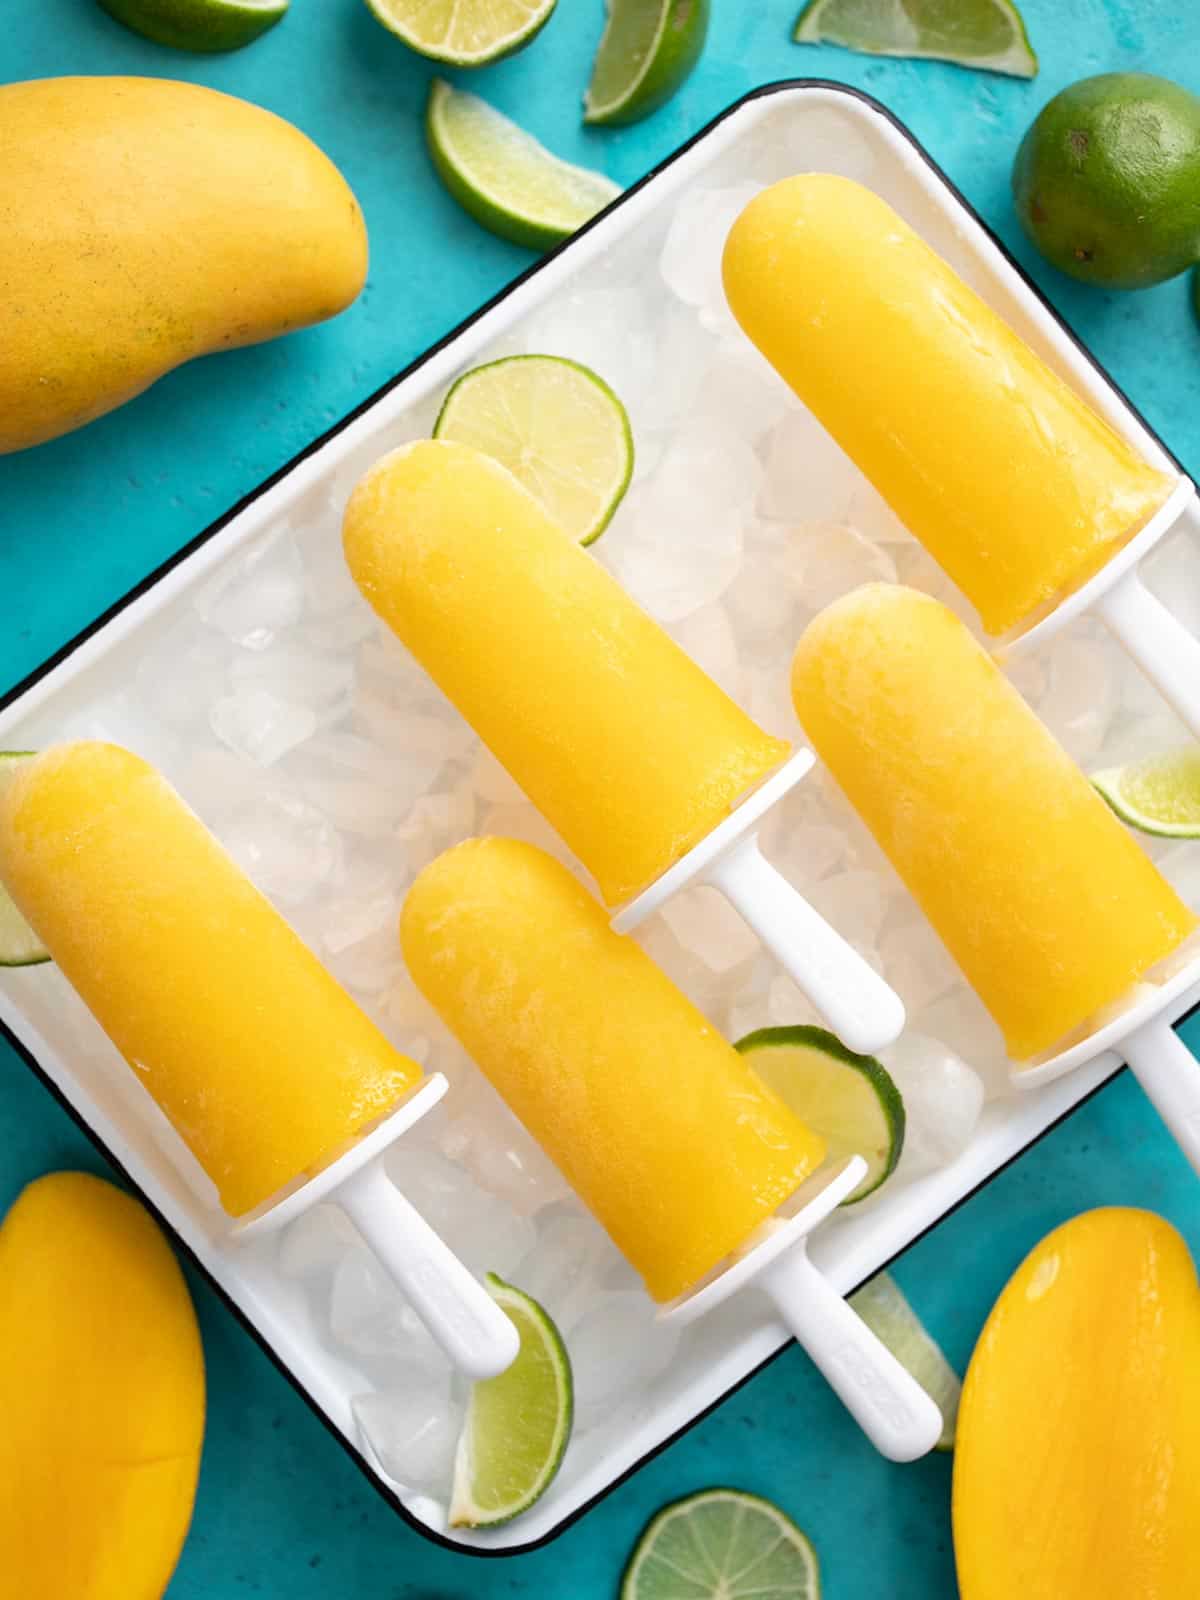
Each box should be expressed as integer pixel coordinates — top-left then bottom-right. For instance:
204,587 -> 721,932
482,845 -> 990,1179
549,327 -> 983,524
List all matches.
0,755 -> 48,970
793,0 -> 1037,78
849,1273 -> 960,1450
1093,746 -> 1200,838
449,1274 -> 572,1527
622,1489 -> 820,1600
584,0 -> 711,127
364,0 -> 555,65
426,79 -> 623,252
735,1025 -> 904,1203
97,0 -> 288,51
434,356 -> 633,545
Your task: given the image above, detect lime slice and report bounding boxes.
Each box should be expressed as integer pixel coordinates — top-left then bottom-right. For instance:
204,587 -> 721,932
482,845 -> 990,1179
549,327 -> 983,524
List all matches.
735,1025 -> 904,1203
849,1273 -> 960,1450
449,1274 -> 572,1527
0,755 -> 48,970
1093,747 -> 1200,838
426,79 -> 623,253
793,0 -> 1037,78
363,0 -> 555,65
584,0 -> 711,127
97,0 -> 288,51
434,356 -> 633,545
621,1488 -> 820,1600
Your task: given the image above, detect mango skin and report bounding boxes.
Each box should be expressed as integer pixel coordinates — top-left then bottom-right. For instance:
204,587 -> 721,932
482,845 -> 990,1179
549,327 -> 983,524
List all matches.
0,76 -> 368,454
0,1172 -> 206,1599
954,1207 -> 1200,1599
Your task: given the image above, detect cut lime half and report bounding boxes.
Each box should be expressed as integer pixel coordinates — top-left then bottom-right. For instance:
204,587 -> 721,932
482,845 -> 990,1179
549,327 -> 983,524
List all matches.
449,1274 -> 572,1527
793,0 -> 1037,78
426,79 -> 622,252
363,0 -> 555,65
622,1488 -> 820,1600
849,1273 -> 960,1450
736,1025 -> 904,1203
0,755 -> 48,970
97,0 -> 288,51
434,356 -> 633,545
584,0 -> 711,127
1093,747 -> 1200,838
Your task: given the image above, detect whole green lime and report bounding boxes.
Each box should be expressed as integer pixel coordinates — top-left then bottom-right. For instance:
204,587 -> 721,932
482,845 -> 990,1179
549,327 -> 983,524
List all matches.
1012,72 -> 1200,289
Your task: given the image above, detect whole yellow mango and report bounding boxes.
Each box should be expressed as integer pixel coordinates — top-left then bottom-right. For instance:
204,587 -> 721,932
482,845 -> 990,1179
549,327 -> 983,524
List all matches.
0,76 -> 368,454
0,1172 -> 206,1599
954,1207 -> 1200,1599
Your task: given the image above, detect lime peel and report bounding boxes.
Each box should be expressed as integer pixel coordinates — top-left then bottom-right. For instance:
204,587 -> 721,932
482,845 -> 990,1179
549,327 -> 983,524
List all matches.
1093,746 -> 1200,838
363,0 -> 556,66
849,1273 -> 960,1450
621,1488 -> 820,1600
97,0 -> 289,52
793,0 -> 1037,78
584,0 -> 711,127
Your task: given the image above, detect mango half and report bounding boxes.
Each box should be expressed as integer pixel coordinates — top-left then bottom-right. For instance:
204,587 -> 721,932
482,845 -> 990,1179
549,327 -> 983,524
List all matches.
0,76 -> 368,453
954,1207 -> 1200,1599
0,1172 -> 206,1599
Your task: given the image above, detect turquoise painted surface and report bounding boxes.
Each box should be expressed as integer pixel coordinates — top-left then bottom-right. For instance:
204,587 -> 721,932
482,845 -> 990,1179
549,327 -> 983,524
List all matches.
2,2 -> 1200,1594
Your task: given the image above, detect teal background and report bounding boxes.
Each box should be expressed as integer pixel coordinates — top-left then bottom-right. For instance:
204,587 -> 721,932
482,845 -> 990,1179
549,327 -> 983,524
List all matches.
3,2 -> 1200,1594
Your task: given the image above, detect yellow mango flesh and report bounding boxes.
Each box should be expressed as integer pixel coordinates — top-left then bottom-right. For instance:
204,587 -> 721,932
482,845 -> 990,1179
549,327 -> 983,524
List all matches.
345,440 -> 789,907
724,174 -> 1174,636
0,76 -> 368,454
0,1172 -> 205,1599
0,743 -> 422,1216
954,1208 -> 1200,1598
791,585 -> 1195,1060
401,837 -> 826,1302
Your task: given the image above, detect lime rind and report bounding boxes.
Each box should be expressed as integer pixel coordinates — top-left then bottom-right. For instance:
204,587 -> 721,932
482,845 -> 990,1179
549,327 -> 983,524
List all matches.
621,1488 -> 820,1600
364,0 -> 557,66
735,1024 -> 904,1203
97,0 -> 289,52
849,1273 -> 960,1450
793,0 -> 1037,78
1093,747 -> 1200,838
449,1273 -> 573,1528
433,354 -> 634,545
427,80 -> 623,252
584,0 -> 711,127
0,755 -> 49,970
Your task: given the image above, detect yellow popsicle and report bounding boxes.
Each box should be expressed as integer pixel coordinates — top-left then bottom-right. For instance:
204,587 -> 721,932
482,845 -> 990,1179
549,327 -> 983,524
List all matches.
724,175 -> 1175,638
0,743 -> 422,1217
344,439 -> 789,907
401,837 -> 826,1302
791,586 -> 1195,1061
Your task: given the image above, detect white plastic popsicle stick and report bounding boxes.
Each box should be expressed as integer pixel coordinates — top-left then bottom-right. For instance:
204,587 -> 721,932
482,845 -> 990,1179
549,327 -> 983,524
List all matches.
1122,1016 -> 1200,1177
613,751 -> 906,1056
1094,570 -> 1200,742
661,1158 -> 943,1463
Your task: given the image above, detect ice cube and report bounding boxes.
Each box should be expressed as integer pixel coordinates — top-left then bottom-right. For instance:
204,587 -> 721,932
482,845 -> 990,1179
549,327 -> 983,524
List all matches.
513,1212 -> 625,1333
352,1382 -> 460,1496
913,987 -> 1011,1100
196,530 -> 305,650
660,885 -> 759,975
724,549 -> 801,640
766,975 -> 821,1028
440,1095 -> 571,1216
294,731 -> 440,836
847,481 -> 913,545
480,803 -> 577,872
395,784 -> 476,879
218,790 -> 343,905
692,341 -> 795,447
882,1032 -> 985,1174
387,1147 -> 537,1276
807,869 -> 891,949
472,747 -> 524,806
669,605 -> 742,699
1037,632 -> 1113,763
760,410 -> 859,524
569,1292 -> 681,1429
776,522 -> 898,617
659,183 -> 760,324
230,646 -> 355,722
134,626 -> 230,728
322,892 -> 397,957
331,1253 -> 448,1370
762,819 -> 848,889
210,688 -> 317,767
278,1205 -> 361,1281
879,917 -> 958,1014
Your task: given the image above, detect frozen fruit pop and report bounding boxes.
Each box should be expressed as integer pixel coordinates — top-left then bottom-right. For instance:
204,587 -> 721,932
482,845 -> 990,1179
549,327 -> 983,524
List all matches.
343,439 -> 789,908
724,175 -> 1175,638
791,586 -> 1196,1061
401,837 -> 826,1303
0,743 -> 423,1217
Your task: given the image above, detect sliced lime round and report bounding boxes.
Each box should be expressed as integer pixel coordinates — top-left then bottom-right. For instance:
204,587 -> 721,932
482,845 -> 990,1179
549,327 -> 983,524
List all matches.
449,1274 -> 572,1528
584,0 -> 711,127
848,1273 -> 960,1450
0,755 -> 49,970
1093,747 -> 1200,838
622,1488 -> 820,1600
735,1024 -> 904,1203
364,0 -> 556,65
426,79 -> 622,253
793,0 -> 1037,78
434,355 -> 633,545
97,0 -> 288,52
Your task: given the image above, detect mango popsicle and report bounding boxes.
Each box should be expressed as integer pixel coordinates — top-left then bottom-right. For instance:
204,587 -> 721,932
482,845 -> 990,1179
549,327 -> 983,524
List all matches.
0,742 -> 423,1217
724,175 -> 1175,638
344,439 -> 789,908
401,836 -> 827,1303
791,585 -> 1196,1061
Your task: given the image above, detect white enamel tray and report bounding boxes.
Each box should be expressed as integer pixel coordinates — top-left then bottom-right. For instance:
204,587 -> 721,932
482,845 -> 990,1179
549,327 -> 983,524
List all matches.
2,81 -> 1198,1556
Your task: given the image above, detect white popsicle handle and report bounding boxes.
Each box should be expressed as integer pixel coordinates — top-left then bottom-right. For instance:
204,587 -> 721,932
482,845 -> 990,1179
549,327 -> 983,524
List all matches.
705,835 -> 905,1056
759,1244 -> 943,1462
337,1159 -> 519,1380
1097,570 -> 1200,742
1122,1015 -> 1200,1177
